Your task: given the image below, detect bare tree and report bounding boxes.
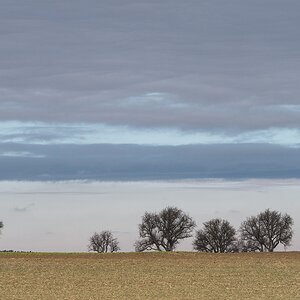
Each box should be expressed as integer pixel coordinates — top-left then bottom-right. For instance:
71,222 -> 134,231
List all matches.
89,230 -> 120,253
193,218 -> 236,253
230,239 -> 259,253
135,206 -> 196,252
0,221 -> 3,235
240,209 -> 293,252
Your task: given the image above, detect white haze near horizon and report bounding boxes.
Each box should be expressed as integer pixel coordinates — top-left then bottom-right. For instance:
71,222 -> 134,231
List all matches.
0,179 -> 299,252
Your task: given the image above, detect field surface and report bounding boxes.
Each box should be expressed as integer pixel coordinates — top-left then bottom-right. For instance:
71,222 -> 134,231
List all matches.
0,252 -> 299,299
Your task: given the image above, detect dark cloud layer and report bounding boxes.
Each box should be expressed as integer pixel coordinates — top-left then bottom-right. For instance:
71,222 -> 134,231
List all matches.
1,143 -> 300,181
1,0 -> 300,131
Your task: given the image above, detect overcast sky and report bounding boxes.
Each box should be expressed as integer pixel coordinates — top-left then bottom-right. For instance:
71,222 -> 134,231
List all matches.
1,0 -> 300,129
0,180 -> 299,252
1,1 -> 300,180
0,1 -> 300,251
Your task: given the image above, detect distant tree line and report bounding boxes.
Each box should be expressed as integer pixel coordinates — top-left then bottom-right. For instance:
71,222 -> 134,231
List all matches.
89,207 -> 294,253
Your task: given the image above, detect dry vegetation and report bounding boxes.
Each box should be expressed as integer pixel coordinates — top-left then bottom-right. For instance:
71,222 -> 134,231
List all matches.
0,252 -> 299,299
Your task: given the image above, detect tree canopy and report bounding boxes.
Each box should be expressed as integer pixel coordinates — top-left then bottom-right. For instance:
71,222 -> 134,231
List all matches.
193,218 -> 236,253
89,230 -> 120,253
240,209 -> 293,252
135,206 -> 196,252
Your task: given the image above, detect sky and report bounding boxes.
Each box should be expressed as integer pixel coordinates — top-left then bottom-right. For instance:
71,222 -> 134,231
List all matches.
0,1 -> 300,251
1,0 -> 300,180
0,180 -> 299,252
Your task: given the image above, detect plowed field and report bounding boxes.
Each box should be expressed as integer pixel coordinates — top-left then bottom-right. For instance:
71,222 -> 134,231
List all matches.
0,252 -> 299,299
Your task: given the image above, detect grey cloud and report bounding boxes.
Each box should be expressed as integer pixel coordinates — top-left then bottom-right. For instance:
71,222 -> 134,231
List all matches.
14,203 -> 35,212
0,1 -> 300,131
111,231 -> 131,235
1,142 -> 300,181
45,231 -> 54,235
228,210 -> 241,215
